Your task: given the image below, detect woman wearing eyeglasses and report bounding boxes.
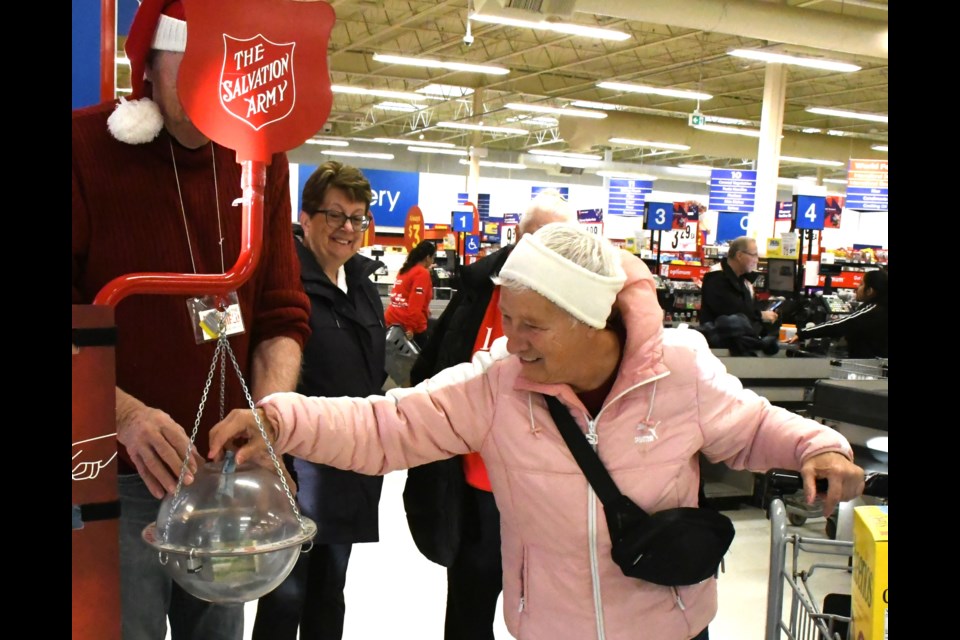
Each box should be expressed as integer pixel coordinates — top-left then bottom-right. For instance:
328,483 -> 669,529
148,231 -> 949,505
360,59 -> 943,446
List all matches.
250,161 -> 387,640
385,240 -> 438,347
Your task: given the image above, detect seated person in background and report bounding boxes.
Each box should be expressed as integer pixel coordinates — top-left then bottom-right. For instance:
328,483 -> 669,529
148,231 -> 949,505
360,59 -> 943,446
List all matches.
700,236 -> 778,336
385,240 -> 437,346
790,268 -> 888,358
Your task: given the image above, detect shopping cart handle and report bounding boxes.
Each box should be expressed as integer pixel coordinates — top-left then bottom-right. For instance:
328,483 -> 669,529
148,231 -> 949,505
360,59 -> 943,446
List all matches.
764,468 -> 888,500
762,469 -> 828,496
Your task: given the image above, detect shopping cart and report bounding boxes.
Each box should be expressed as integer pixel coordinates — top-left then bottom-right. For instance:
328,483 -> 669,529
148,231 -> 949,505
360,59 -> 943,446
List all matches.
384,324 -> 421,387
828,358 -> 888,381
763,469 -> 888,640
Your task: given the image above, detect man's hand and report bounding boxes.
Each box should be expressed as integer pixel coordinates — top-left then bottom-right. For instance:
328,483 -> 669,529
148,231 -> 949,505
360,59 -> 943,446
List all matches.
116,389 -> 203,499
761,309 -> 779,324
800,451 -> 865,518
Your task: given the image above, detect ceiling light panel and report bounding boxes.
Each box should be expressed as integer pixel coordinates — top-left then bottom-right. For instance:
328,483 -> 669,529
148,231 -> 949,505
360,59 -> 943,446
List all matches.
321,151 -> 395,160
374,102 -> 422,112
505,103 -> 607,119
805,107 -> 889,123
416,84 -> 474,98
436,122 -> 527,135
458,159 -> 526,170
608,137 -> 691,151
598,81 -> 712,101
304,138 -> 349,147
779,155 -> 845,167
373,53 -> 510,75
728,49 -> 861,72
528,149 -> 603,160
407,147 -> 468,156
469,13 -> 631,41
331,85 -> 430,101
373,138 -> 456,149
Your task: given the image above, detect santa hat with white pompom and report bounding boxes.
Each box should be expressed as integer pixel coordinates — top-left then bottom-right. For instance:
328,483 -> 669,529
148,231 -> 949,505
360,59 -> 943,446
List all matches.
107,0 -> 187,144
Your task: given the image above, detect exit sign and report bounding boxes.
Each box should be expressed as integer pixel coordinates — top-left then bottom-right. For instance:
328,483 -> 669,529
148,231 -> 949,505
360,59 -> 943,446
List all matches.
689,113 -> 705,127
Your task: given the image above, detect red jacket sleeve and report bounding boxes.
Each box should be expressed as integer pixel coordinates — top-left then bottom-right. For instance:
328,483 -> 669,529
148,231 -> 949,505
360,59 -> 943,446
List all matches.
406,266 -> 433,334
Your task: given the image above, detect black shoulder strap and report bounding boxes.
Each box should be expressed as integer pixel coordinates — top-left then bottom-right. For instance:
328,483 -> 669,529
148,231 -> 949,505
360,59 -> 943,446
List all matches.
543,394 -> 634,510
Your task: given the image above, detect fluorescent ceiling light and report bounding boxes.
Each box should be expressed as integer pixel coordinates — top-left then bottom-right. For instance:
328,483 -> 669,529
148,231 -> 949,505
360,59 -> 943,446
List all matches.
780,155 -> 845,167
416,84 -> 474,98
823,178 -> 848,185
304,138 -> 349,147
596,170 -> 657,181
504,103 -> 607,119
801,127 -> 823,134
458,159 -> 526,170
373,137 -> 456,149
608,137 -> 691,151
693,124 -> 762,138
407,147 -> 468,156
598,81 -> 712,101
331,85 -> 432,101
373,53 -> 510,76
728,49 -> 861,72
436,121 -> 527,135
321,151 -> 395,160
529,157 -> 600,169
871,144 -> 888,152
374,101 -> 423,112
570,100 -> 630,112
506,116 -> 560,126
806,106 -> 888,123
528,149 -> 602,160
826,130 -> 849,137
469,13 -> 631,41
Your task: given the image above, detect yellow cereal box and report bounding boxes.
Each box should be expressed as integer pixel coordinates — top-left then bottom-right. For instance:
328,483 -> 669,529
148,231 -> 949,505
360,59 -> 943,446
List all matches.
851,505 -> 888,640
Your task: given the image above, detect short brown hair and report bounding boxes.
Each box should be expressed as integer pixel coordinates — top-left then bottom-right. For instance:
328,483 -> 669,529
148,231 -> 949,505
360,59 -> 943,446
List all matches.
301,161 -> 373,215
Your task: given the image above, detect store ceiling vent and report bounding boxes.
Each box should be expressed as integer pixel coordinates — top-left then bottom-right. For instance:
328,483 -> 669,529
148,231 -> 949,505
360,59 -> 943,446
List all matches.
483,0 -> 577,17
559,165 -> 584,175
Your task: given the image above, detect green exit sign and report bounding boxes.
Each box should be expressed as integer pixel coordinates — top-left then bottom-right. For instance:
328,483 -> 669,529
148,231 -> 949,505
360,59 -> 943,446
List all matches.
689,113 -> 705,127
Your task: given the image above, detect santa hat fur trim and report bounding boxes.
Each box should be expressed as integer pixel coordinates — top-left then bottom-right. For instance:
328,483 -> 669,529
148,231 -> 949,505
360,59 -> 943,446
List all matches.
107,0 -> 187,144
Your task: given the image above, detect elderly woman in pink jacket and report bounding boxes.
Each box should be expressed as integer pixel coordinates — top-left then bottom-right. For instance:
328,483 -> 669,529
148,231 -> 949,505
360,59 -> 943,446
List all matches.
210,223 -> 864,640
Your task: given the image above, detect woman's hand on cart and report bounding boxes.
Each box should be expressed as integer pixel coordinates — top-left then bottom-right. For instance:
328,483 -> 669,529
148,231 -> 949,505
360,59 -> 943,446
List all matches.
799,451 -> 865,518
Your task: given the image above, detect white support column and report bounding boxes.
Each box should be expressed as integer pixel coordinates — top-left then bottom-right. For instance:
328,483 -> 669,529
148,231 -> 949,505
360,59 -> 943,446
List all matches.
467,89 -> 483,203
751,62 -> 787,255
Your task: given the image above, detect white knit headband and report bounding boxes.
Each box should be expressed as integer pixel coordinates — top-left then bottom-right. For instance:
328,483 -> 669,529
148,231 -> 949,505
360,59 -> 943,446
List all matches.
497,233 -> 626,329
152,14 -> 187,52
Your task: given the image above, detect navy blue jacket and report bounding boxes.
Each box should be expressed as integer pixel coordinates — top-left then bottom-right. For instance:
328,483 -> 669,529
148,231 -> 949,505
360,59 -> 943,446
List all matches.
292,236 -> 386,543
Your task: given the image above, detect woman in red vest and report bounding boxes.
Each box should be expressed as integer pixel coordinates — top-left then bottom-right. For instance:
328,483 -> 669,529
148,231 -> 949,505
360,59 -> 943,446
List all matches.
385,240 -> 437,346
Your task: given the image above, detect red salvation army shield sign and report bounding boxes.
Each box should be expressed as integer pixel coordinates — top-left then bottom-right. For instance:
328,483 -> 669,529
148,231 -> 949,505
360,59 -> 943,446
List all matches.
179,0 -> 335,163
220,34 -> 296,131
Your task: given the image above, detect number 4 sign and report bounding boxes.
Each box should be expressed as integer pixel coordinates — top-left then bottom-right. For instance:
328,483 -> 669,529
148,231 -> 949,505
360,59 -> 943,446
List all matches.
793,195 -> 826,230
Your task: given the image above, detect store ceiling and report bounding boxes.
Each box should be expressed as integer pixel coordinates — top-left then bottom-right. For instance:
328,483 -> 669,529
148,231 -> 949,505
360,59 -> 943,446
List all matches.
121,0 -> 889,182
316,0 -> 888,181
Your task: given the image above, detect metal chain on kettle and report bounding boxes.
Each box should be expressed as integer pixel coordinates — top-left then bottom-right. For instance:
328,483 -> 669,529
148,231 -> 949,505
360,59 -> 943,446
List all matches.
167,312 -> 305,530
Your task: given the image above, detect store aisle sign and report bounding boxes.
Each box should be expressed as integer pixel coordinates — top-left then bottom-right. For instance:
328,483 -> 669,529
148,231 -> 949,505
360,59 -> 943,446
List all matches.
607,179 -> 653,216
644,201 -> 674,231
531,186 -> 569,200
716,211 -> 749,243
464,234 -> 481,255
776,201 -> 794,220
793,194 -> 826,230
452,208 -> 475,232
845,159 -> 888,212
708,169 -> 757,214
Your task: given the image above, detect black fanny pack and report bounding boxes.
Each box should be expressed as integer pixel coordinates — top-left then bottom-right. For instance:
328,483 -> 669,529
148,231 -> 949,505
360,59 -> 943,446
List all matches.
545,395 -> 735,587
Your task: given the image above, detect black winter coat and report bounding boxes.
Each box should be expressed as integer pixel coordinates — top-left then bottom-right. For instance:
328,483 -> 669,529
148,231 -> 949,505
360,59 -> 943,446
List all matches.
292,237 -> 386,543
700,260 -> 768,336
798,302 -> 888,358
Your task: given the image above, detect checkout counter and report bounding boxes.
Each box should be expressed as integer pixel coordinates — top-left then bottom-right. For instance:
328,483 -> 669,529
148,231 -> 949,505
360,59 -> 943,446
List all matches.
701,347 -> 888,509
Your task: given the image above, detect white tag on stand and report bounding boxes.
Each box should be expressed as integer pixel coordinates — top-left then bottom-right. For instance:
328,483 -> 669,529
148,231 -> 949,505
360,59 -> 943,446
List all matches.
186,291 -> 245,344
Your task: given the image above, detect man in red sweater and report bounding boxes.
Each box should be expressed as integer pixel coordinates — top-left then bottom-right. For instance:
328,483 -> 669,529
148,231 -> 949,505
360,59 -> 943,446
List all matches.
71,1 -> 310,638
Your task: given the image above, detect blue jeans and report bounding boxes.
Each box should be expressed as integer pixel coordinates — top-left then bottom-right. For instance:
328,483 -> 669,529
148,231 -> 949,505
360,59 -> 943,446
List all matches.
118,473 -> 243,640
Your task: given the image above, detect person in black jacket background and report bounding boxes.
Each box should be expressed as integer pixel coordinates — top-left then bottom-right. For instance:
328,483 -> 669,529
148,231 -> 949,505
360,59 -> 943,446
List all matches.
700,236 -> 779,336
792,267 -> 888,358
252,162 -> 386,640
406,189 -> 575,640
